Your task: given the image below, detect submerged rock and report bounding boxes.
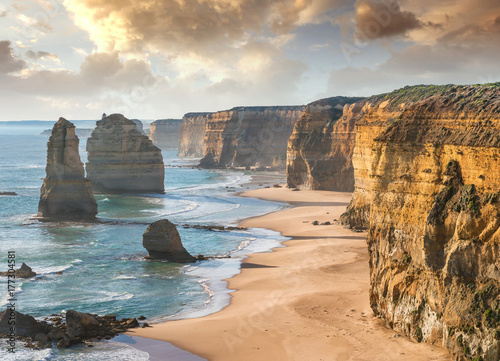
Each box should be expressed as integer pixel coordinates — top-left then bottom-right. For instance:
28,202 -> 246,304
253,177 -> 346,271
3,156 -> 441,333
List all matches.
142,220 -> 195,262
38,118 -> 98,221
86,114 -> 165,194
0,191 -> 17,196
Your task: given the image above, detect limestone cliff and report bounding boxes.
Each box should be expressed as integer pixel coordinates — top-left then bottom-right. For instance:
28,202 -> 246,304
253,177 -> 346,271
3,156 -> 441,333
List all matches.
38,118 -> 97,220
86,114 -> 165,194
200,106 -> 305,169
346,83 -> 500,360
286,96 -> 364,191
148,118 -> 183,149
178,113 -> 211,157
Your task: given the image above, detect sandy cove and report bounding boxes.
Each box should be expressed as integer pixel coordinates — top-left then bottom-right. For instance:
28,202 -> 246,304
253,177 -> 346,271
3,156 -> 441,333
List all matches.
130,187 -> 450,361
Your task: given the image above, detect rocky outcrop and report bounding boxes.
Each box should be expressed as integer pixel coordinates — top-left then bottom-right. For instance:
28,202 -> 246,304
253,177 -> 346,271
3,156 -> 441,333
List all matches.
38,118 -> 98,220
178,113 -> 211,157
286,96 -> 364,191
0,263 -> 36,278
148,118 -> 183,149
199,106 -> 305,169
86,114 -> 165,194
344,83 -> 500,360
143,219 -> 195,262
0,310 -> 143,349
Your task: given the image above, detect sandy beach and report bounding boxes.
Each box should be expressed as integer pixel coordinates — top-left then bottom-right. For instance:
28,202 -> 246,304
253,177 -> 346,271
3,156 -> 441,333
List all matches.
130,187 -> 450,361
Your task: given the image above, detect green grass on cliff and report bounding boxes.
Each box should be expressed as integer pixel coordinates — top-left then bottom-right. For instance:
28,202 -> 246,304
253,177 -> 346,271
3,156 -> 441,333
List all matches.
369,82 -> 500,112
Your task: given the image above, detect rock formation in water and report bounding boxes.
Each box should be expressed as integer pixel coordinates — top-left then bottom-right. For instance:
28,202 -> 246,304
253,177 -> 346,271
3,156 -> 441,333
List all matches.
199,106 -> 305,169
38,118 -> 98,220
0,263 -> 36,278
142,219 -> 195,262
286,96 -> 364,191
178,112 -> 211,157
342,83 -> 500,360
130,119 -> 145,134
86,114 -> 165,194
148,118 -> 183,149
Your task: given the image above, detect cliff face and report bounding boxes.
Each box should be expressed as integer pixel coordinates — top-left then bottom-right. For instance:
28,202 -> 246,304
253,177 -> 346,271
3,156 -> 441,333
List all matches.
200,106 -> 305,169
345,83 -> 500,360
86,114 -> 165,194
38,118 -> 97,220
178,113 -> 211,157
148,119 -> 183,149
286,97 -> 365,191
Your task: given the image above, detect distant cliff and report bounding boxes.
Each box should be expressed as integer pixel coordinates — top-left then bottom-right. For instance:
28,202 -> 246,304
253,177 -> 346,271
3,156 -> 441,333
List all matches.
178,113 -> 211,157
342,83 -> 500,360
38,118 -> 97,220
199,106 -> 305,169
286,96 -> 365,191
148,119 -> 183,149
40,128 -> 94,138
86,114 -> 164,194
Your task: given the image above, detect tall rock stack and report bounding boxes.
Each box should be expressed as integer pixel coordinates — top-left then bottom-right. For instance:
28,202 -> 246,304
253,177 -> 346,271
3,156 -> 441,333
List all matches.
38,118 -> 97,220
86,114 -> 165,194
199,106 -> 305,169
178,113 -> 211,157
148,118 -> 183,149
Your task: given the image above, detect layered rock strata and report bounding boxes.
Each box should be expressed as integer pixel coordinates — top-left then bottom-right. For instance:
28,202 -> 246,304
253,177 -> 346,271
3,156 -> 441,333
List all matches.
178,113 -> 211,157
142,219 -> 195,262
86,114 -> 165,194
286,96 -> 364,191
199,106 -> 305,169
148,118 -> 183,149
345,83 -> 500,360
38,118 -> 97,220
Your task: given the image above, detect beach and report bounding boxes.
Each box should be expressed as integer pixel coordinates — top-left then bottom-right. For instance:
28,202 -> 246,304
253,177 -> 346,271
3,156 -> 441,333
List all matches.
130,186 -> 450,361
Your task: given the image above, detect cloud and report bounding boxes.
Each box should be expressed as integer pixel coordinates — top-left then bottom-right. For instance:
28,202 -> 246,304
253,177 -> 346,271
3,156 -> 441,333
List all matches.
326,42 -> 500,97
25,50 -> 60,62
354,0 -> 423,39
0,41 -> 26,74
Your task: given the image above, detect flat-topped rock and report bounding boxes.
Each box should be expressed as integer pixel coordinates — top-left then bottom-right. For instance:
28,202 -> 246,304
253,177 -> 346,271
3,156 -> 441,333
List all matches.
143,219 -> 195,263
148,118 -> 183,149
38,118 -> 97,220
86,114 -> 165,194
178,112 -> 212,157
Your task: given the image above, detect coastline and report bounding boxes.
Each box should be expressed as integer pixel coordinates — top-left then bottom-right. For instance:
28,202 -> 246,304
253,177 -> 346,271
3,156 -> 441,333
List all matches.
128,186 -> 450,360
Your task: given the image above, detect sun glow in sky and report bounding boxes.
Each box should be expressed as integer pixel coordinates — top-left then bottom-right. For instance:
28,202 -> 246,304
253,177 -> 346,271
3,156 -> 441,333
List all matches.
1,0 -> 499,120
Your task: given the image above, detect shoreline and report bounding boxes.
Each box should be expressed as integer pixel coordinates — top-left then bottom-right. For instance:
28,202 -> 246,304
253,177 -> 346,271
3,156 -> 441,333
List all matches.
129,186 -> 451,361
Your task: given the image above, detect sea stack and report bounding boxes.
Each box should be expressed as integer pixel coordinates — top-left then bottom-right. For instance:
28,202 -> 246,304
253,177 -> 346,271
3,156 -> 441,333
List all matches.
142,220 -> 195,263
38,118 -> 97,220
86,114 -> 165,194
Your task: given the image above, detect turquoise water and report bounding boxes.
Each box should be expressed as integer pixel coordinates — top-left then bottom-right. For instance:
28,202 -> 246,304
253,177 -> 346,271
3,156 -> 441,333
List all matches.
0,126 -> 288,360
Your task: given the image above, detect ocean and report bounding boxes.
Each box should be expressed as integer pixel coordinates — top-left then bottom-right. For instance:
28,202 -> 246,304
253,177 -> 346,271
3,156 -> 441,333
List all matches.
0,122 -> 288,360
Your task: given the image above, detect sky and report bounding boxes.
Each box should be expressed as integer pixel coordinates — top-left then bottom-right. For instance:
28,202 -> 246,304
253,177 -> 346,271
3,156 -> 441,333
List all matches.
0,0 -> 499,120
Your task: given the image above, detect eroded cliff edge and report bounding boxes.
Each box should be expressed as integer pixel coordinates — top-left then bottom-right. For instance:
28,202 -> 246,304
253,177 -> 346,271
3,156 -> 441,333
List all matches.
286,96 -> 364,191
344,83 -> 500,360
148,118 -> 183,149
178,112 -> 211,157
199,106 -> 305,169
38,118 -> 97,220
86,114 -> 165,194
